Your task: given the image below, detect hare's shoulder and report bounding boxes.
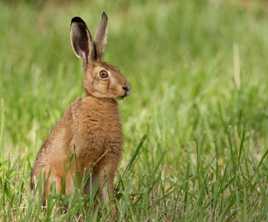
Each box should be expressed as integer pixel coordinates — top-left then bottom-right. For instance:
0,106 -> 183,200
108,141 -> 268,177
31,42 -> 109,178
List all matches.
43,97 -> 83,148
65,97 -> 83,118
32,98 -> 82,164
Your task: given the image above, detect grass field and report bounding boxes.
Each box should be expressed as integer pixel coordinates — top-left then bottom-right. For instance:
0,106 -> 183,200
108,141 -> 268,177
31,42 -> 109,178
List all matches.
1,0 -> 268,221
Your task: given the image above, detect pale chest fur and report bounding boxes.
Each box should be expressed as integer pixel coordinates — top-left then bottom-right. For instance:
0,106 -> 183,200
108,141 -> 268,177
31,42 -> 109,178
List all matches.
71,96 -> 123,169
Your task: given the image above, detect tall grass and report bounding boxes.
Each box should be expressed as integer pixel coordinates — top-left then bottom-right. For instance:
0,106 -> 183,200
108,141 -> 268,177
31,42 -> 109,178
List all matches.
1,0 -> 268,221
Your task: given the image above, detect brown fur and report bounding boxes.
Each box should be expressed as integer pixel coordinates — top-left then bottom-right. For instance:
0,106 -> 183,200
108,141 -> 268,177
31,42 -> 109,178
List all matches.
31,13 -> 130,206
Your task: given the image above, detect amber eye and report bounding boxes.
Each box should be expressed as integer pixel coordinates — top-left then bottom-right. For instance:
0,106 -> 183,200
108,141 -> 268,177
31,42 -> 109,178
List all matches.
99,70 -> 109,79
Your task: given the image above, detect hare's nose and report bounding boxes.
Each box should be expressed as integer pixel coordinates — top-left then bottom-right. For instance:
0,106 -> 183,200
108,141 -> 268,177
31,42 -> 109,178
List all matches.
122,84 -> 131,96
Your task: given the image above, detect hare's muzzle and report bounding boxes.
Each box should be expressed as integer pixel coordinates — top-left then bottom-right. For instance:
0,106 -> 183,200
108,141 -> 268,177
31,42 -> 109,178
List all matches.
122,84 -> 131,97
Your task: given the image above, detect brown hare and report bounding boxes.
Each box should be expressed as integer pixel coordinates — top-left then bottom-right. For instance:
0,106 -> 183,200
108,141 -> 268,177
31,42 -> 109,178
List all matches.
30,12 -> 130,206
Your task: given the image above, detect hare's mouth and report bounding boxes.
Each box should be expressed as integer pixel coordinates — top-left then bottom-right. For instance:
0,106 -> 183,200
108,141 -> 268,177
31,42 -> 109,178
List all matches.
119,85 -> 130,99
118,91 -> 130,100
118,95 -> 127,100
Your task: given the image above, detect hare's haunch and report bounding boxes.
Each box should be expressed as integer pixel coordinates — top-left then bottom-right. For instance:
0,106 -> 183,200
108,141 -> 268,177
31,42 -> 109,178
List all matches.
31,12 -> 130,206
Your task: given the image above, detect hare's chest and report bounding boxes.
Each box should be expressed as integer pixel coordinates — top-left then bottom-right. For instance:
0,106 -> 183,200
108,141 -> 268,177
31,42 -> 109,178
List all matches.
73,108 -> 122,163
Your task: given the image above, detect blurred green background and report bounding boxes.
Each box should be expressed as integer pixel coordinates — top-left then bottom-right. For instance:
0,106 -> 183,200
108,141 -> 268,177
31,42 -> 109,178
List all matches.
1,0 -> 268,221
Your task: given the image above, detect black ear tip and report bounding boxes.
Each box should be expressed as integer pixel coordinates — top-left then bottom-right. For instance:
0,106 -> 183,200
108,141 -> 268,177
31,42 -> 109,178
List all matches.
71,16 -> 85,24
101,11 -> 108,19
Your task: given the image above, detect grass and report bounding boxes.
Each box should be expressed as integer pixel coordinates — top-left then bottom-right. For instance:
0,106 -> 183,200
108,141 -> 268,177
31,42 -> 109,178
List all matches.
1,0 -> 268,221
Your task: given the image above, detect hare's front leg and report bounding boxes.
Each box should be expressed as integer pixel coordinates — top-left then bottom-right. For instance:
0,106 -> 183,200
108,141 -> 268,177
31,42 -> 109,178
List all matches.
65,172 -> 74,195
97,168 -> 114,203
55,176 -> 62,193
95,157 -> 119,203
55,173 -> 74,195
42,168 -> 52,206
94,157 -> 120,219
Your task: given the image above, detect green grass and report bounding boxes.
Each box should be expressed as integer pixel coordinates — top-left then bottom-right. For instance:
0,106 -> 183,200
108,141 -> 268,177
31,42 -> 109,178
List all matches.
1,0 -> 268,221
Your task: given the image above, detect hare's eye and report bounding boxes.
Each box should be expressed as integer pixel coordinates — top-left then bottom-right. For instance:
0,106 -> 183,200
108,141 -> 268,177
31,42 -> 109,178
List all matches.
99,70 -> 109,79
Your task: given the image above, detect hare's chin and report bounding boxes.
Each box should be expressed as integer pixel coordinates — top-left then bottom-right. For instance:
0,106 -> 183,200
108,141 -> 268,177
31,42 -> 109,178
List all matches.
118,92 -> 130,100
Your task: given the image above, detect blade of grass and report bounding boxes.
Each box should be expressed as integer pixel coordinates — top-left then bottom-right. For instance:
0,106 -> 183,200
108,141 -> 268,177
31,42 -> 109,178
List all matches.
122,134 -> 147,177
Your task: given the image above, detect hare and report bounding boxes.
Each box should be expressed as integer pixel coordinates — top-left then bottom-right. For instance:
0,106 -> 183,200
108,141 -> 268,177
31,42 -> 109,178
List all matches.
30,12 -> 130,206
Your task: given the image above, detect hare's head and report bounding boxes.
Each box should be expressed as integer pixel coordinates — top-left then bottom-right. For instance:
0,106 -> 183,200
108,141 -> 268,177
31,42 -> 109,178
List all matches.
70,13 -> 130,99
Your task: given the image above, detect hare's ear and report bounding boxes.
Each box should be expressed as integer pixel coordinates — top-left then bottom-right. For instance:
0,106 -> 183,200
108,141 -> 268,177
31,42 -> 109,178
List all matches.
94,12 -> 108,59
70,17 -> 93,65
